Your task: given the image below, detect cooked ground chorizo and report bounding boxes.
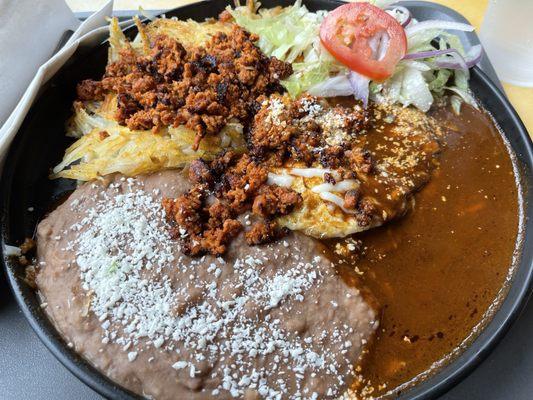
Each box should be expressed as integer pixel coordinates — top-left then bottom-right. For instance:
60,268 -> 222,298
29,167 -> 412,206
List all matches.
245,221 -> 286,246
188,159 -> 213,185
343,189 -> 361,210
77,80 -> 105,101
77,26 -> 292,149
248,95 -> 373,173
162,185 -> 205,237
220,154 -> 269,212
163,151 -> 300,256
355,198 -> 376,227
252,186 -> 301,218
162,193 -> 243,256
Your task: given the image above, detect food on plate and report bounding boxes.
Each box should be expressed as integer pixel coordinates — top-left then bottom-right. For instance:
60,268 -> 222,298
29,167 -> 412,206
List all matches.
252,95 -> 442,238
319,3 -> 407,81
37,171 -> 378,399
20,1 -> 522,399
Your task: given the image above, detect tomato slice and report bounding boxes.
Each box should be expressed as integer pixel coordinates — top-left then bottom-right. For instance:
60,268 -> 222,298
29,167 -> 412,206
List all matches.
319,3 -> 407,81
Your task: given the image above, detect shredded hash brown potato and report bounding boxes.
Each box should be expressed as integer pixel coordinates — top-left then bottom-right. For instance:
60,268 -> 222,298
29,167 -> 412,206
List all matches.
56,93 -> 244,180
52,122 -> 244,180
54,12 -> 441,243
108,16 -> 232,61
54,17 -> 240,181
141,18 -> 233,50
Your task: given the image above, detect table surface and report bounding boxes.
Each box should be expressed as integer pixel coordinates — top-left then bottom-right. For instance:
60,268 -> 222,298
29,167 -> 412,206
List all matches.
2,1 -> 532,400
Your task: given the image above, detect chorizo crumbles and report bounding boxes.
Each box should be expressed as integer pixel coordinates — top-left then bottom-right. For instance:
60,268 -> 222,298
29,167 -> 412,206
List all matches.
76,26 -> 292,149
75,18 -> 442,256
162,152 -> 302,256
161,93 -> 379,254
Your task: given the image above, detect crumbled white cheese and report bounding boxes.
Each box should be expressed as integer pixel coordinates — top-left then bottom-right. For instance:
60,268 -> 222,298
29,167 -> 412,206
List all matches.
172,361 -> 188,370
67,179 -> 366,400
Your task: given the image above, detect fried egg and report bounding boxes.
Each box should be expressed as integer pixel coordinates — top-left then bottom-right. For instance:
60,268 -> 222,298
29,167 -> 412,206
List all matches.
270,104 -> 443,239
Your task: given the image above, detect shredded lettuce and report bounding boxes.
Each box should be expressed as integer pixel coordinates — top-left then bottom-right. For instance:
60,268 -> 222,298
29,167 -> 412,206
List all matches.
229,0 -> 344,97
372,21 -> 478,112
428,68 -> 452,94
445,68 -> 472,113
372,61 -> 432,111
231,1 -> 477,113
282,61 -> 333,97
229,0 -> 325,62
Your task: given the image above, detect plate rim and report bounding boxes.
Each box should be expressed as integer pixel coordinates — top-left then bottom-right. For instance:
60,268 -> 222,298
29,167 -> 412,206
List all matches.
1,1 -> 532,399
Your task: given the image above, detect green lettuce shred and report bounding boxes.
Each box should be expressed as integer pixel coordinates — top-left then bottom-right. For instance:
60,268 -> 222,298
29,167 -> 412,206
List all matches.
230,1 -> 477,113
229,0 -> 342,97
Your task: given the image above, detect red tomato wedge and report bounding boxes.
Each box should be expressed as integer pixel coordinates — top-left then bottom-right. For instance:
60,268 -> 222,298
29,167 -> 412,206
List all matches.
319,3 -> 407,81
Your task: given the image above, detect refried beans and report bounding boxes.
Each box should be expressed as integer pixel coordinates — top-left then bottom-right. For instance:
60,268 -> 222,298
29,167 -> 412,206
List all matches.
36,170 -> 378,399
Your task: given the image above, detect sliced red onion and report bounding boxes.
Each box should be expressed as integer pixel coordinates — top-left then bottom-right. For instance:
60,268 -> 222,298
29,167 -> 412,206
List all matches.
464,44 -> 483,68
434,45 -> 483,69
368,31 -> 391,61
404,48 -> 459,60
435,51 -> 468,70
386,6 -> 411,27
348,71 -> 370,107
405,48 -> 467,70
404,44 -> 483,70
405,20 -> 474,38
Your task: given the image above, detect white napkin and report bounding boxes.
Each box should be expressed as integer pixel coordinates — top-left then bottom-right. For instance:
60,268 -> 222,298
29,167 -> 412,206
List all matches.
0,0 -> 114,156
0,0 -> 78,125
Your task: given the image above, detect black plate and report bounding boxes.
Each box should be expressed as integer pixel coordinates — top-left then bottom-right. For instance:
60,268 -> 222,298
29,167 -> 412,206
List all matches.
1,0 -> 532,399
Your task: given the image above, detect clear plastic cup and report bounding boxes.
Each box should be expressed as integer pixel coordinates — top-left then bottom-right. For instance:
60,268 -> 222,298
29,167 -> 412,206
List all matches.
480,0 -> 533,87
